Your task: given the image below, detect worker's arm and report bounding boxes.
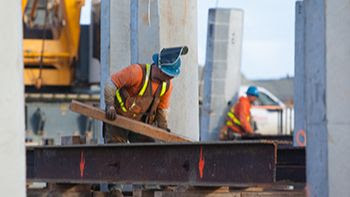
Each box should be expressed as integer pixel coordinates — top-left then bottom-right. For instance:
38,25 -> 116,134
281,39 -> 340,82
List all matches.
155,82 -> 173,130
104,64 -> 142,120
104,79 -> 117,107
155,109 -> 168,130
238,101 -> 253,133
104,79 -> 117,120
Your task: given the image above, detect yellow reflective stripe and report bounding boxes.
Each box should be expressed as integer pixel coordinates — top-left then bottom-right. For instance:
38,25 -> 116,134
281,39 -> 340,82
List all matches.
116,89 -> 127,112
227,111 -> 241,126
226,121 -> 233,126
227,111 -> 234,119
138,64 -> 151,96
160,82 -> 167,96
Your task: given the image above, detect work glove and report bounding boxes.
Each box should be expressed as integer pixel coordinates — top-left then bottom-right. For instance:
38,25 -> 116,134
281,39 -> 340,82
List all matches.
106,105 -> 117,120
165,128 -> 171,133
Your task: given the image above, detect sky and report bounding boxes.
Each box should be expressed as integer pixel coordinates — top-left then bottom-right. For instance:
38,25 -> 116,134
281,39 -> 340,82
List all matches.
198,0 -> 297,80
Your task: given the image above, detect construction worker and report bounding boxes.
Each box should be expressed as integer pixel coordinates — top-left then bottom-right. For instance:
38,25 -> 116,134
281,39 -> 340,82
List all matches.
219,86 -> 259,140
103,46 -> 187,196
103,46 -> 188,143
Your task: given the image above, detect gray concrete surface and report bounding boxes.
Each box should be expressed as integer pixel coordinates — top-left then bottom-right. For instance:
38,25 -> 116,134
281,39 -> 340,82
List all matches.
302,0 -> 350,196
104,0 -> 199,140
158,0 -> 199,140
294,1 -> 306,147
325,0 -> 350,195
0,1 -> 25,196
200,9 -> 244,141
303,0 -> 328,196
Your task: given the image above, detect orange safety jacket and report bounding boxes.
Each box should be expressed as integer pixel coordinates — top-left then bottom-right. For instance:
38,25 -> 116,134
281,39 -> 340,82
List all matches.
111,64 -> 172,122
226,96 -> 253,134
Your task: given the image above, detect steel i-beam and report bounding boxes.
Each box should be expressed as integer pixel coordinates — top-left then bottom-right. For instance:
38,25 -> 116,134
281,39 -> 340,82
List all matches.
27,142 -> 276,186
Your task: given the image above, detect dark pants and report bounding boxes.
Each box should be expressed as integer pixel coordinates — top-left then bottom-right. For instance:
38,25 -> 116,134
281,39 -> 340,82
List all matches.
103,123 -> 155,144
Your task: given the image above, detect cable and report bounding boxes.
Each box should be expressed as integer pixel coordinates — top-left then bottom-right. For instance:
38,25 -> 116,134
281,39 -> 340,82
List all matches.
36,0 -> 50,89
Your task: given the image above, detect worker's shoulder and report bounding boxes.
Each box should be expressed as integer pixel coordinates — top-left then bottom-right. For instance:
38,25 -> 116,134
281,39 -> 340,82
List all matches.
128,64 -> 144,72
239,96 -> 249,103
117,64 -> 143,76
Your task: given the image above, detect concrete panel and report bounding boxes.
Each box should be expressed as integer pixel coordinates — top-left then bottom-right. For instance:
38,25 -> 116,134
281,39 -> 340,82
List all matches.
304,0 -> 350,195
211,62 -> 228,79
327,124 -> 350,196
210,79 -> 226,95
325,0 -> 350,196
110,0 -> 131,72
210,24 -> 230,40
208,9 -> 231,24
200,9 -> 243,141
137,0 -> 160,64
303,0 -> 328,196
0,1 -> 25,196
212,41 -> 230,61
159,0 -> 199,140
294,1 -> 306,146
225,9 -> 243,103
326,0 -> 350,124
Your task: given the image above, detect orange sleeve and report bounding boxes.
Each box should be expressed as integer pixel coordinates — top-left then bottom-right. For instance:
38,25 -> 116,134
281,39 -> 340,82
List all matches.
158,81 -> 173,110
238,99 -> 253,133
110,64 -> 143,91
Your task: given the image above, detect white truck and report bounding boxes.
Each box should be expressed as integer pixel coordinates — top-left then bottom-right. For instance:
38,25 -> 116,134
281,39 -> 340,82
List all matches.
239,86 -> 294,135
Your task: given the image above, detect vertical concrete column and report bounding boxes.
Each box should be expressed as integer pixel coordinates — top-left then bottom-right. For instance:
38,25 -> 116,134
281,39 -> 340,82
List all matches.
325,0 -> 350,195
109,0 -> 131,71
137,0 -> 160,64
293,1 -> 306,147
304,0 -> 328,196
159,0 -> 199,140
304,0 -> 350,196
200,9 -> 244,141
0,1 -> 25,196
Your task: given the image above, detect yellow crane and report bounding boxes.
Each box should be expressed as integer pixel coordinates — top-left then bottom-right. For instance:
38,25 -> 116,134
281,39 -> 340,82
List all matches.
22,0 -> 84,88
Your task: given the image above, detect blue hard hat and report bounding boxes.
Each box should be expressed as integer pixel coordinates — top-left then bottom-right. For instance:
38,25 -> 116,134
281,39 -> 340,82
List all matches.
152,46 -> 188,77
246,86 -> 259,97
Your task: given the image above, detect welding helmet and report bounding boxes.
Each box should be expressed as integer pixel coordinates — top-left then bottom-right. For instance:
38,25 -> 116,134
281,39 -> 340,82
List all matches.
152,46 -> 189,77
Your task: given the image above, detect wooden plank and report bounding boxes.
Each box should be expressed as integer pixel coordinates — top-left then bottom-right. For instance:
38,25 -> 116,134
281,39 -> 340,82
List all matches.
70,100 -> 192,142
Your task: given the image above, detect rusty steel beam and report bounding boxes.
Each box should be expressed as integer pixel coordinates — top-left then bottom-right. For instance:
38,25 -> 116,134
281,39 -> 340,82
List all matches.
240,135 -> 293,142
27,142 -> 276,186
276,146 -> 306,183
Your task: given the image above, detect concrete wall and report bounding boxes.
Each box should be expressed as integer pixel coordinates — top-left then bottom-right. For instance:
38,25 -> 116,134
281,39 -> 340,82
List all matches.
0,1 -> 25,196
104,0 -> 199,140
325,0 -> 350,195
301,0 -> 350,196
110,0 -> 131,71
293,1 -> 306,147
303,0 -> 328,196
200,9 -> 244,141
159,0 -> 199,140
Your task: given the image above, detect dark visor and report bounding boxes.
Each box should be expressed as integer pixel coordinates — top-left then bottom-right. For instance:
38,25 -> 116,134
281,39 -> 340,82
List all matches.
159,46 -> 188,65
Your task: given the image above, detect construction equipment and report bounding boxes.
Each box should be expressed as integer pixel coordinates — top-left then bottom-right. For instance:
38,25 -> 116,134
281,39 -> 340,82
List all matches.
22,0 -> 84,88
22,0 -> 102,145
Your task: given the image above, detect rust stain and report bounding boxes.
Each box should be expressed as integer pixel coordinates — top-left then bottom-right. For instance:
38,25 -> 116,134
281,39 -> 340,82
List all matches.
80,151 -> 85,178
296,129 -> 306,147
142,13 -> 149,25
198,146 -> 205,179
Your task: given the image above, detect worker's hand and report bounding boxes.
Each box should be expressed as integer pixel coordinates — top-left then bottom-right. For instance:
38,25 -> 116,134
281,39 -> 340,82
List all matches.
165,128 -> 171,133
106,105 -> 117,120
